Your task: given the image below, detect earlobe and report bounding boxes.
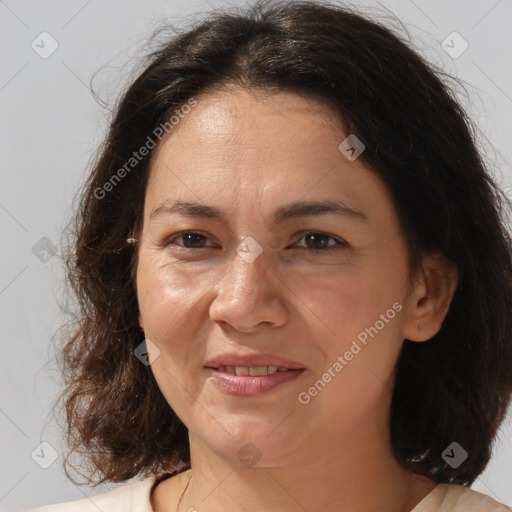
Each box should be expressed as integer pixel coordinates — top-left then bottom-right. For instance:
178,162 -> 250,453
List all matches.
403,252 -> 458,342
138,313 -> 144,331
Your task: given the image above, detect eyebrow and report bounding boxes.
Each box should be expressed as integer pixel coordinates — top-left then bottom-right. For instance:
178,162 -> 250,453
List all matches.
149,198 -> 369,224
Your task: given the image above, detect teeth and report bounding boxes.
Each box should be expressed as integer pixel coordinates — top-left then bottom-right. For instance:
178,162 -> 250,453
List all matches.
215,365 -> 285,375
249,366 -> 269,376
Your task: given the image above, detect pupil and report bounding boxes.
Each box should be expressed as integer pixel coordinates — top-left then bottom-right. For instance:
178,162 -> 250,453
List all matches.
306,233 -> 328,249
181,233 -> 329,249
184,233 -> 204,247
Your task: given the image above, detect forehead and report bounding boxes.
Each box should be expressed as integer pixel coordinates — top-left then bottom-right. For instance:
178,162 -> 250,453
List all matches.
143,87 -> 396,228
151,87 -> 345,168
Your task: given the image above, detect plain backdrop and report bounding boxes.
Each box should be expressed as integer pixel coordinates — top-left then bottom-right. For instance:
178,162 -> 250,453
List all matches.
1,0 -> 511,511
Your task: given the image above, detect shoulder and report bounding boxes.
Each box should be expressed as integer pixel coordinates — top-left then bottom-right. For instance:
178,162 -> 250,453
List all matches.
412,483 -> 512,512
27,474 -> 161,512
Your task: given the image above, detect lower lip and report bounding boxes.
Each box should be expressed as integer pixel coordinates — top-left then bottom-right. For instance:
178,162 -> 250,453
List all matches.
205,367 -> 306,396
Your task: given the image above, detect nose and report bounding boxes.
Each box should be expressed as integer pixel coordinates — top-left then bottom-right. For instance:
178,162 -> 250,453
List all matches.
209,244 -> 288,333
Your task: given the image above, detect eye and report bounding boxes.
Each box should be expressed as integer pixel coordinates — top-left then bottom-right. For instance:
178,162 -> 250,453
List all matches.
163,230 -> 346,254
164,231 -> 216,249
293,232 -> 346,253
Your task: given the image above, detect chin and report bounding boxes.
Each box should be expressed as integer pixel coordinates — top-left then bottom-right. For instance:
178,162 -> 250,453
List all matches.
198,423 -> 302,468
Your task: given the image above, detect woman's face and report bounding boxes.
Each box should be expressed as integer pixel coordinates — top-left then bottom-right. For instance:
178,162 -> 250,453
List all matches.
136,87 -> 421,466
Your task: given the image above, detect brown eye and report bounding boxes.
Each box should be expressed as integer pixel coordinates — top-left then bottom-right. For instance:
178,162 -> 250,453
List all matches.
294,232 -> 346,253
165,231 -> 214,249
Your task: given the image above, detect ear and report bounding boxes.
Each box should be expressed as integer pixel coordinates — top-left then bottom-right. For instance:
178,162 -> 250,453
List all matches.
403,252 -> 458,342
138,313 -> 144,331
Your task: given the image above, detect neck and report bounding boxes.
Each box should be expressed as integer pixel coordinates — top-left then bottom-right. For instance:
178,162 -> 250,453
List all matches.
177,426 -> 436,512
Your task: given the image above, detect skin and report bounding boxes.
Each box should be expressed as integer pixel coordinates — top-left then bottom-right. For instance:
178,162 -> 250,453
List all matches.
135,86 -> 458,512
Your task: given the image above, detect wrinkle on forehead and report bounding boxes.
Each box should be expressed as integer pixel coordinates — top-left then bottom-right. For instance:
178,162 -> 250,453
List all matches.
142,86 -> 395,238
166,85 -> 344,146
149,86 -> 348,184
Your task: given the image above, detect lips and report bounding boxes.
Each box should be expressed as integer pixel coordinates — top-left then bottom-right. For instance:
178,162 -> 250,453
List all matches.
204,353 -> 306,396
205,367 -> 306,396
204,353 -> 305,370
211,365 -> 291,376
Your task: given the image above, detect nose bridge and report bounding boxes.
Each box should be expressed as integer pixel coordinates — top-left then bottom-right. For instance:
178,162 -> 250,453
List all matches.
223,239 -> 271,300
209,239 -> 287,330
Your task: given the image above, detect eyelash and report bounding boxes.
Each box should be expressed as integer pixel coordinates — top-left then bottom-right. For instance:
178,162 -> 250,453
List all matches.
163,231 -> 346,254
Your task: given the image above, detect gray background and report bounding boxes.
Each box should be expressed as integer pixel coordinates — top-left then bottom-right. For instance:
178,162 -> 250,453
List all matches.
1,0 -> 511,511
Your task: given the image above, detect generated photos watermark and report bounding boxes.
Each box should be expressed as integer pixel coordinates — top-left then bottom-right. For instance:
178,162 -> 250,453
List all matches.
298,301 -> 403,405
94,97 -> 198,200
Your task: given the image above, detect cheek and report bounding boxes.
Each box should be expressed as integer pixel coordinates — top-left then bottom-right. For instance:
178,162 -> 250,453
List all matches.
301,281 -> 405,423
136,259 -> 213,374
136,264 -> 211,410
137,253 -> 218,330
300,271 -> 386,341
301,265 -> 407,374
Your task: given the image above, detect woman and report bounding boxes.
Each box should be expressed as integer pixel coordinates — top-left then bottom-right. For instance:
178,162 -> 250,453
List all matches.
30,0 -> 512,511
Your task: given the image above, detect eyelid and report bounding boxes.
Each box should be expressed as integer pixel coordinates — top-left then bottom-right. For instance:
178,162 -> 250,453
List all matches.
164,231 -> 217,248
164,230 -> 347,252
292,230 -> 346,249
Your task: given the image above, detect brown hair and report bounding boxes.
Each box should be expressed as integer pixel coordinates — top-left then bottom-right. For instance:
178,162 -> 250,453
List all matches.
48,0 -> 512,487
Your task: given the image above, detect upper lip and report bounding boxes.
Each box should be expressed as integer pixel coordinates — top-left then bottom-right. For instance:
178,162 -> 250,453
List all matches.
204,353 -> 305,370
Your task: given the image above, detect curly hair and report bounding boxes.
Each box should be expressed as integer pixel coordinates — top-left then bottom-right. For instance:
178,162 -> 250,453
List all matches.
48,0 -> 512,487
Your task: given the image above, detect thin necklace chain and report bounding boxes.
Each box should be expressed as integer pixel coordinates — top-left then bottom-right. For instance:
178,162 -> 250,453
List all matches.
177,469 -> 192,512
176,468 -> 416,511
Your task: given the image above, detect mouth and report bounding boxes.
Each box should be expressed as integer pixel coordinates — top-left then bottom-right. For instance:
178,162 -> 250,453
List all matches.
205,365 -> 298,376
204,363 -> 306,396
204,353 -> 305,372
203,353 -> 306,395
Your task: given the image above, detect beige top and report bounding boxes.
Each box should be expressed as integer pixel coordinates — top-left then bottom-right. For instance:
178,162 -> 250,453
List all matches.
28,474 -> 512,512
